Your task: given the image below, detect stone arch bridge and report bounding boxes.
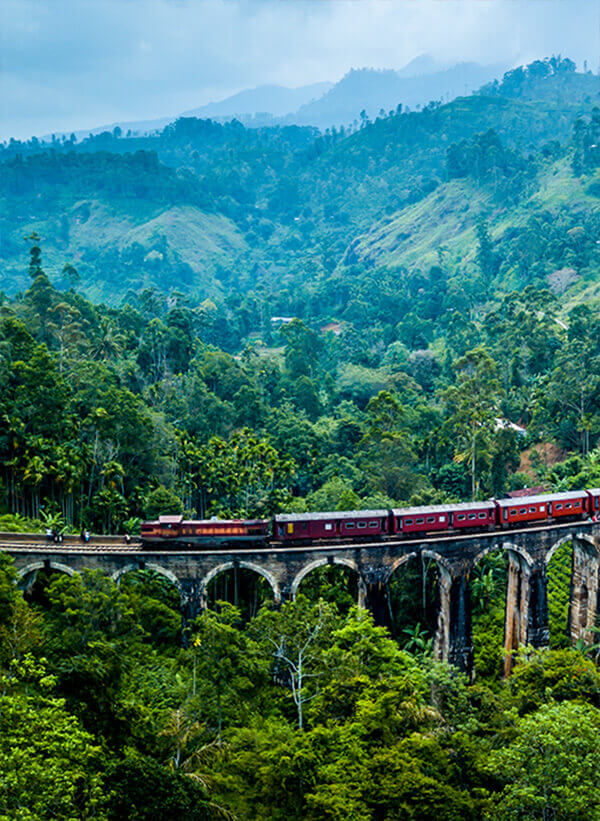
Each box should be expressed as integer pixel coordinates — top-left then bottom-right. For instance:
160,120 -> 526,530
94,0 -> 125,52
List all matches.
5,520 -> 600,674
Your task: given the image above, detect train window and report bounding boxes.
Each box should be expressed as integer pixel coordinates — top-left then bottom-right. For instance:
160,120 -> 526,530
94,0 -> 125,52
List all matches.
529,508 -> 536,514
468,513 -> 476,520
302,522 -> 308,530
287,523 -> 294,534
565,503 -> 572,509
439,515 -> 446,522
416,518 -> 424,524
426,516 -> 435,523
510,510 -> 516,516
357,522 -> 367,529
405,518 -> 413,525
540,505 -> 545,512
478,512 -> 488,519
368,521 -> 378,528
519,508 -> 527,515
325,523 -> 333,531
556,504 -> 563,510
457,514 -> 466,521
345,522 -> 355,529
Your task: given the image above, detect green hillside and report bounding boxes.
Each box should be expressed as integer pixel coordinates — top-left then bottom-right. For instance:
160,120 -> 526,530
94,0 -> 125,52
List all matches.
345,157 -> 600,285
0,57 -> 598,311
3,200 -> 248,302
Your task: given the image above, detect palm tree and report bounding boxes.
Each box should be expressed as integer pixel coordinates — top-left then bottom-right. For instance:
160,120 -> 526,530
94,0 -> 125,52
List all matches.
40,509 -> 67,535
91,319 -> 124,361
122,516 -> 141,536
471,568 -> 497,613
22,454 -> 46,519
402,622 -> 433,656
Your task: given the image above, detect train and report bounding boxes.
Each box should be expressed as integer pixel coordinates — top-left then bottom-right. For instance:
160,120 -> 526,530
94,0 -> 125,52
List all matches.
140,488 -> 600,549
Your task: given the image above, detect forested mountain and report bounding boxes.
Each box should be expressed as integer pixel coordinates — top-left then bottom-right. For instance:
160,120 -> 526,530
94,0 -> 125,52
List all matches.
1,57 -> 598,309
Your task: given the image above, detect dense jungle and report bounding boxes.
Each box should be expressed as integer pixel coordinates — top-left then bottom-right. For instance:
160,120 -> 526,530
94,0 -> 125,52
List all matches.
1,56 -> 600,819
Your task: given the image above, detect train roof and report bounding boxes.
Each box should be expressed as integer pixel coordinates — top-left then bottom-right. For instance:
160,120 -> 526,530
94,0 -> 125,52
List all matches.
392,501 -> 495,516
147,516 -> 268,526
275,510 -> 388,522
495,490 -> 588,507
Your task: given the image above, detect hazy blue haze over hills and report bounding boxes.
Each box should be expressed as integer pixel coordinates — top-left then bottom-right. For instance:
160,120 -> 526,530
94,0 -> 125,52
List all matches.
41,57 -> 504,140
182,82 -> 335,121
285,62 -> 507,128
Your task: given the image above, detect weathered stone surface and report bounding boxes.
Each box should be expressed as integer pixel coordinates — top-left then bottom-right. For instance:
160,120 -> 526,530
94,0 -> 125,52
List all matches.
569,538 -> 599,644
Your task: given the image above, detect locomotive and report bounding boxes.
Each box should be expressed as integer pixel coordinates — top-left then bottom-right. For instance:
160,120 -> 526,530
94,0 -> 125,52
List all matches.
140,488 -> 600,549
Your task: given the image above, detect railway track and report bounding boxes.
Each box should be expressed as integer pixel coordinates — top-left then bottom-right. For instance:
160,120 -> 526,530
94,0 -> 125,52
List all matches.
0,541 -> 142,553
0,519 -> 595,557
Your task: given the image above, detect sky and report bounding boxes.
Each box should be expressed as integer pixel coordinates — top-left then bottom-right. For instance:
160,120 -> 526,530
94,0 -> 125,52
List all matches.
1,0 -> 598,140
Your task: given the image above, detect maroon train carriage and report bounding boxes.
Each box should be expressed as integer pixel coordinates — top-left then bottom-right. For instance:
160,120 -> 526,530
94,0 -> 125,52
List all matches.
587,488 -> 600,517
494,490 -> 589,527
392,502 -> 496,537
274,510 -> 390,543
139,488 -> 600,551
140,515 -> 270,547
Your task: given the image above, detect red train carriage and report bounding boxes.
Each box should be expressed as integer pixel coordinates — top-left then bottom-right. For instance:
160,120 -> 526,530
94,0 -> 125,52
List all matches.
495,490 -> 588,527
392,502 -> 495,537
139,488 -> 599,551
274,510 -> 390,543
140,515 -> 270,547
587,488 -> 600,518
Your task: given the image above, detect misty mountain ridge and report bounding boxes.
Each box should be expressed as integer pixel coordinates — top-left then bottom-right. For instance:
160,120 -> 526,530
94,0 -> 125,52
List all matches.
181,82 -> 334,120
285,61 -> 507,128
39,55 -> 504,141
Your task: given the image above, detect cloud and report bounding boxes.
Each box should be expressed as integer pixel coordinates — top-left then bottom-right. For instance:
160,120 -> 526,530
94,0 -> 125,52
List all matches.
1,0 -> 597,139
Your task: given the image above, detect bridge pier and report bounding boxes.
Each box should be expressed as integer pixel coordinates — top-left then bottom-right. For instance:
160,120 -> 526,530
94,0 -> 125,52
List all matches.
365,581 -> 388,627
528,565 -> 549,649
433,567 -> 472,673
569,539 -> 599,645
180,580 -> 204,624
503,552 -> 530,676
448,574 -> 473,672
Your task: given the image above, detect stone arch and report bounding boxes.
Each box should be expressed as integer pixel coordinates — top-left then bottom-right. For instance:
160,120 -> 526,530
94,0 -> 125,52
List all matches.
472,541 -> 534,572
112,562 -> 182,592
382,549 -> 445,653
290,557 -> 365,599
199,561 -> 280,604
16,560 -> 76,582
550,533 -> 600,645
421,549 -> 454,577
383,552 -> 418,585
546,532 -> 598,565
